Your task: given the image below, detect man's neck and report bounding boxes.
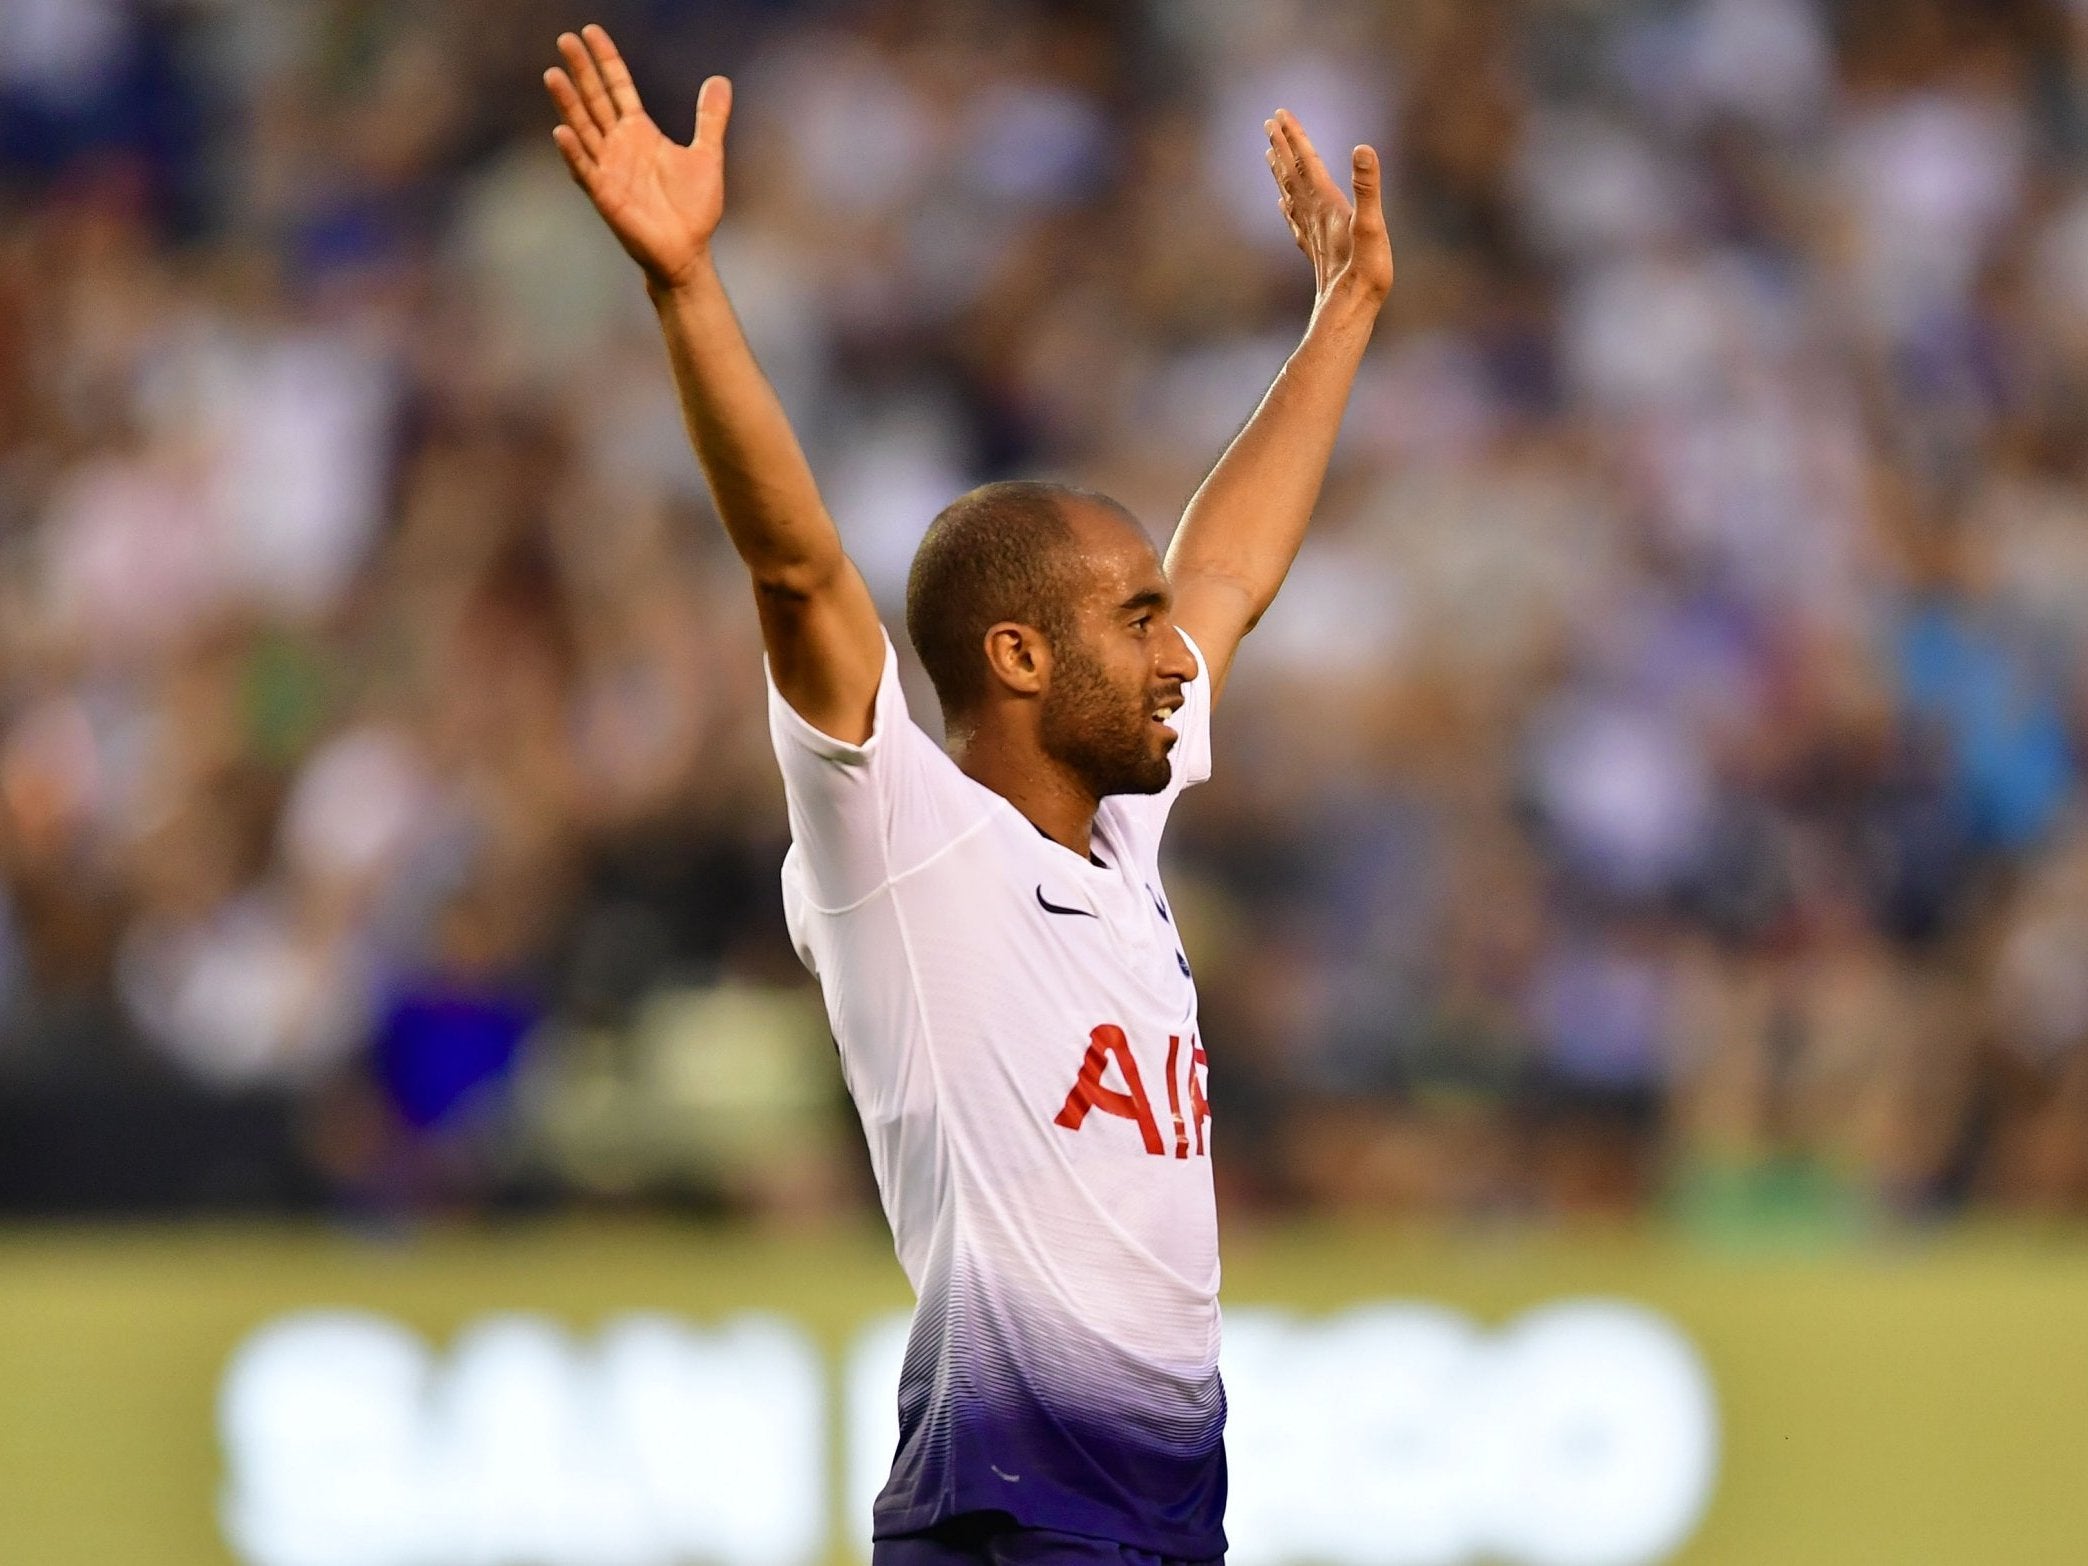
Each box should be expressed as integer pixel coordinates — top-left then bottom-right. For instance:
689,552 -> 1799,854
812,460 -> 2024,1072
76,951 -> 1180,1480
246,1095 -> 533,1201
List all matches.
951,731 -> 1100,859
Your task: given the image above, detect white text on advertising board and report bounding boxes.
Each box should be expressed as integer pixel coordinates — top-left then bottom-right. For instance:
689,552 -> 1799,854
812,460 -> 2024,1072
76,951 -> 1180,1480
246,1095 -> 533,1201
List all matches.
221,1301 -> 1718,1566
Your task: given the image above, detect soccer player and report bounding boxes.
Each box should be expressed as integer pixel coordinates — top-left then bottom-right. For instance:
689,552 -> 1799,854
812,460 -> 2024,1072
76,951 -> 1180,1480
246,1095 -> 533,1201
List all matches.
545,24 -> 1391,1564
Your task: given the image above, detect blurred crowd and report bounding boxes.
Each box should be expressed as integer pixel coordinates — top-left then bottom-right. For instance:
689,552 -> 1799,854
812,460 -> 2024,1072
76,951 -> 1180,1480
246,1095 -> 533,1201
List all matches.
2,0 -> 2087,1225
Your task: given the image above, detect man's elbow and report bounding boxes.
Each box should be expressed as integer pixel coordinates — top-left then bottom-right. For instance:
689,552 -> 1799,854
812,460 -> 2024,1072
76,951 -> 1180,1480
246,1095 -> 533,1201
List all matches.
1171,560 -> 1270,632
750,550 -> 845,603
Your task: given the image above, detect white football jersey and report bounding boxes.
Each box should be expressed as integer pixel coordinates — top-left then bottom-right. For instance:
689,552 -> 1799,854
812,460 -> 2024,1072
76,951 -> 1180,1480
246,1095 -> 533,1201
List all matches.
768,630 -> 1224,1554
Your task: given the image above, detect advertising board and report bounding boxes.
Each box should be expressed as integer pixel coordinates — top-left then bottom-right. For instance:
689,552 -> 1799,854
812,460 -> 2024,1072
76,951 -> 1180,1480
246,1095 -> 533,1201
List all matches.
1,1224 -> 2083,1564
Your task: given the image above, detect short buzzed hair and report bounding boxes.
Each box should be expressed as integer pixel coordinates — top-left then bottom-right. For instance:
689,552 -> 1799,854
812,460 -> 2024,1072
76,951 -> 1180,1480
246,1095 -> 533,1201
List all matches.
905,480 -> 1119,719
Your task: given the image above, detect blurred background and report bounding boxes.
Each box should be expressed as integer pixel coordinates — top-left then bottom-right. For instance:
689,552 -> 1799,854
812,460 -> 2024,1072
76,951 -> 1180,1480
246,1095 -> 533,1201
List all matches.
6,0 -> 2088,1230
2,0 -> 2088,1562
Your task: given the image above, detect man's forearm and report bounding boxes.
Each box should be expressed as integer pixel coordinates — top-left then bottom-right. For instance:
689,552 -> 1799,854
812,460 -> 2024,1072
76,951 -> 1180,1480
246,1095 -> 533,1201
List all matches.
1165,286 -> 1381,628
649,261 -> 846,593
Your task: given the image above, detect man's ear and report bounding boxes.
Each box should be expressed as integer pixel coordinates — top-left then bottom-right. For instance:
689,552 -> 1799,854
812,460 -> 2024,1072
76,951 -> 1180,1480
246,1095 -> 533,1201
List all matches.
982,622 -> 1050,697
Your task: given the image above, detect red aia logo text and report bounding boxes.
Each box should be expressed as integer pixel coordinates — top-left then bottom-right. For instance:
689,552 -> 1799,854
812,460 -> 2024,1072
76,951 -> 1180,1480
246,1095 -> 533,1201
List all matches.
1053,1025 -> 1209,1157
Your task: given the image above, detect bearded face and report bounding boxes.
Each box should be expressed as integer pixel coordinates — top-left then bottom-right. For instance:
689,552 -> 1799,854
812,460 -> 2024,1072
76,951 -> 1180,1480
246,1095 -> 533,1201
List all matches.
1038,627 -> 1179,798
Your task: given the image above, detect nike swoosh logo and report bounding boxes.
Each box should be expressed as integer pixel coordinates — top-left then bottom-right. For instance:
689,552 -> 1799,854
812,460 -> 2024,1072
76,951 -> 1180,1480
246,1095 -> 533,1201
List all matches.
1035,887 -> 1098,918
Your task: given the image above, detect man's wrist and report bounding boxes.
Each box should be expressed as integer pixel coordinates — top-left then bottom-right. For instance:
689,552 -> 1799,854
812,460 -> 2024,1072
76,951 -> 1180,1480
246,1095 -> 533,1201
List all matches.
643,250 -> 718,305
1308,275 -> 1386,333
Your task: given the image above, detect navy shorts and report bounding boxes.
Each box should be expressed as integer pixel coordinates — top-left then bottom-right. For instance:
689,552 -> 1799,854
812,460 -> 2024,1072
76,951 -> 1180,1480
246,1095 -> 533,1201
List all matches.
872,1513 -> 1223,1566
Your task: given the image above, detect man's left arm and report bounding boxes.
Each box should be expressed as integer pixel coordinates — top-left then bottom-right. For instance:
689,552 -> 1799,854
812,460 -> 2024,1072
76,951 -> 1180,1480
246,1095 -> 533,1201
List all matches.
1165,110 -> 1394,704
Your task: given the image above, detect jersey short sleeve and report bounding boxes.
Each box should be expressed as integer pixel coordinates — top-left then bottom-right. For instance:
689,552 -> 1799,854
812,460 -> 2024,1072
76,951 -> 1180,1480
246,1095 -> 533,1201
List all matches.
1168,628 -> 1214,794
766,633 -> 992,911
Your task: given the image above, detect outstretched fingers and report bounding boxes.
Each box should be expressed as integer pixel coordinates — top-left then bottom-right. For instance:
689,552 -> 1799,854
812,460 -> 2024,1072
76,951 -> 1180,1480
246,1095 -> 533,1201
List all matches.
1267,114 -> 1309,248
582,24 -> 645,120
550,123 -> 598,189
693,74 -> 732,151
1277,111 -> 1347,211
1350,144 -> 1386,233
544,67 -> 603,157
1265,114 -> 1302,197
556,32 -> 618,136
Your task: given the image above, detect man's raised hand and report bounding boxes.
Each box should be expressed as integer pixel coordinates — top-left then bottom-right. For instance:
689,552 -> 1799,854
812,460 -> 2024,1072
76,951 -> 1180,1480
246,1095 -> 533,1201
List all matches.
1264,110 -> 1393,309
545,25 -> 730,292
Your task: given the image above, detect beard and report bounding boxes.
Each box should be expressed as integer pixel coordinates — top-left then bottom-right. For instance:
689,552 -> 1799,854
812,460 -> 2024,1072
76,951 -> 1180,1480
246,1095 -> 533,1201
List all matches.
1038,636 -> 1175,798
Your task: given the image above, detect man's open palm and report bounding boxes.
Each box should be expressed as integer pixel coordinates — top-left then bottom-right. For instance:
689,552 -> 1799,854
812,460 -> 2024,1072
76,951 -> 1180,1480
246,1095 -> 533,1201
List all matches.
545,25 -> 728,291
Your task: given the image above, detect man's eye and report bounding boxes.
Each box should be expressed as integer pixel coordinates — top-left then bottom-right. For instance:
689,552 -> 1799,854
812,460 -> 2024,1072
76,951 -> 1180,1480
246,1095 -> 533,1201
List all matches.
1132,615 -> 1152,631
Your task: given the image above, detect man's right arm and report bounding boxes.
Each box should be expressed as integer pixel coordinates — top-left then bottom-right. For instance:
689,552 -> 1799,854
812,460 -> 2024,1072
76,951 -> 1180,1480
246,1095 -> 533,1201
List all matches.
546,25 -> 882,743
646,260 -> 885,744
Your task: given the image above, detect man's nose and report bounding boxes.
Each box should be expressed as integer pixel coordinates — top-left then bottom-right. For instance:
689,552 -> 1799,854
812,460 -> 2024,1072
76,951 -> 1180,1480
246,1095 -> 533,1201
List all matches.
1159,624 -> 1196,681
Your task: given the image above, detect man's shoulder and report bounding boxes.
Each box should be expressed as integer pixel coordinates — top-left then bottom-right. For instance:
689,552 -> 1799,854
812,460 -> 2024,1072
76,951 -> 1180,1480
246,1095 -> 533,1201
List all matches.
783,775 -> 1009,909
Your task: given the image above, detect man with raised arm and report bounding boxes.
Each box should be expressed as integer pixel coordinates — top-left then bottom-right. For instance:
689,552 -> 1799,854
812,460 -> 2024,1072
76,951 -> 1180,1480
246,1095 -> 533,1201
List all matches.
546,24 -> 1392,1564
